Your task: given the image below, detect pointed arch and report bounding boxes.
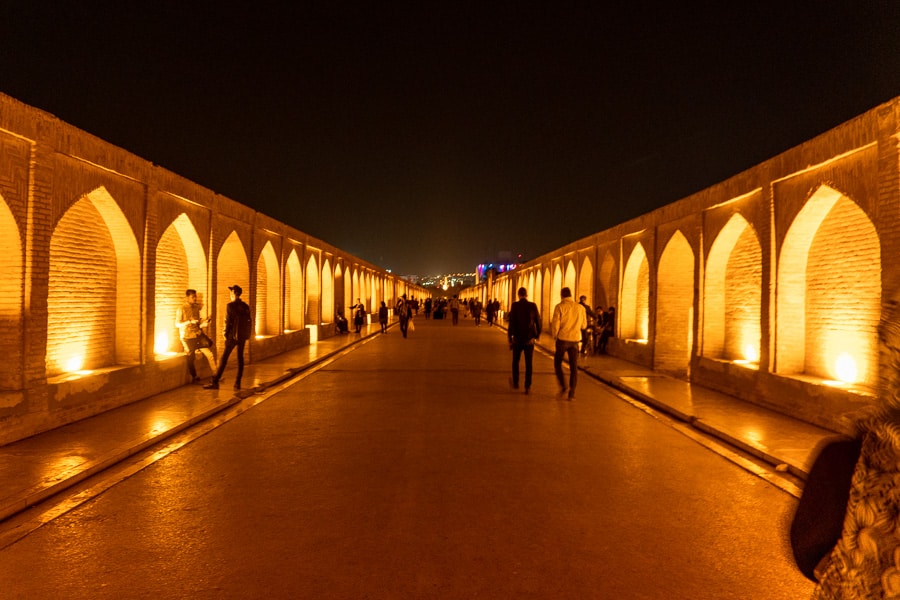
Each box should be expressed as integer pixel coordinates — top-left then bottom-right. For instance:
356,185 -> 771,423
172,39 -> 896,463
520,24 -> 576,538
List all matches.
599,251 -> 616,311
703,214 -> 761,362
0,195 -> 23,388
621,243 -> 649,341
655,231 -> 694,375
577,256 -> 593,305
47,187 -> 141,375
285,249 -> 303,331
216,231 -> 249,348
777,186 -> 880,386
155,213 -> 207,355
256,242 -> 281,336
564,260 -> 576,294
306,254 -> 320,325
321,258 -> 334,322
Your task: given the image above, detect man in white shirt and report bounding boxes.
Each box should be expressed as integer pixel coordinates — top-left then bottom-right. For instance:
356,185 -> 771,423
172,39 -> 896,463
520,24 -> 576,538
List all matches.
550,287 -> 586,400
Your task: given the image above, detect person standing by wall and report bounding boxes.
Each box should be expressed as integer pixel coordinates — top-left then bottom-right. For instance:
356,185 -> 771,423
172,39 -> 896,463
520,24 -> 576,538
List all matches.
507,287 -> 541,394
378,301 -> 388,333
597,306 -> 615,354
204,284 -> 252,391
349,298 -> 366,334
578,295 -> 596,355
551,287 -> 586,400
175,288 -> 213,384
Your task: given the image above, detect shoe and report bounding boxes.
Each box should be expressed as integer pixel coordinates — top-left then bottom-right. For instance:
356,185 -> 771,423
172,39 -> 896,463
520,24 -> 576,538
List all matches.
524,387 -> 530,395
509,377 -> 518,390
191,376 -> 201,384
203,381 -> 219,390
567,390 -> 576,401
233,384 -> 241,391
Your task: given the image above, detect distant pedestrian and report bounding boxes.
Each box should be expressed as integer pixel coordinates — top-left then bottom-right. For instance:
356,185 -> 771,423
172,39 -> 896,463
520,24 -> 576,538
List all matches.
378,301 -> 388,333
471,299 -> 482,325
507,287 -> 541,394
551,287 -> 586,400
449,294 -> 460,325
349,298 -> 366,334
396,294 -> 411,338
597,306 -> 615,354
205,284 -> 252,391
424,297 -> 432,320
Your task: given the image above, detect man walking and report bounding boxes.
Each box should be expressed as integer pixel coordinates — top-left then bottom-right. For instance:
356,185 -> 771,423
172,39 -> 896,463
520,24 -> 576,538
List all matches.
396,294 -> 411,338
551,287 -> 586,400
205,284 -> 252,391
507,287 -> 541,394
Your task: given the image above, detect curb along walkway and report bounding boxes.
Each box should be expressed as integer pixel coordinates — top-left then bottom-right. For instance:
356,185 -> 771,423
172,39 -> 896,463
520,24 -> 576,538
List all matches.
0,318 -> 838,524
0,324 -> 389,523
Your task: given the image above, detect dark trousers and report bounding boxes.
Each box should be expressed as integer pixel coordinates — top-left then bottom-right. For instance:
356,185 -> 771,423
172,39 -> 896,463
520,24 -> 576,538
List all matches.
213,338 -> 246,386
451,309 -> 459,325
554,340 -> 579,391
400,316 -> 409,337
511,342 -> 535,389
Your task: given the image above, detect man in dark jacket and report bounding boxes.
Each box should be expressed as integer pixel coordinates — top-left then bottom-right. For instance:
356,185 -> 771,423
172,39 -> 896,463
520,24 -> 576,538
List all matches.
205,284 -> 252,391
507,287 -> 541,394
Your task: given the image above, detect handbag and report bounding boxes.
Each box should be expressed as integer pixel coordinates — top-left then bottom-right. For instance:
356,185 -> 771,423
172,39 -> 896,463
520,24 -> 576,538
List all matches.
790,436 -> 862,581
197,331 -> 213,349
408,318 -> 415,332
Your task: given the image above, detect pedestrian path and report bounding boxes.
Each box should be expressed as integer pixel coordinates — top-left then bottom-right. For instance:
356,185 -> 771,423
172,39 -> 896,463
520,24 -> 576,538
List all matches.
0,316 -> 839,523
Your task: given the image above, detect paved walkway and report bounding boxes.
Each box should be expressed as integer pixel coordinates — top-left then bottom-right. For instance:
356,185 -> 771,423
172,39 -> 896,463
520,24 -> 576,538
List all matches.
0,316 -> 839,523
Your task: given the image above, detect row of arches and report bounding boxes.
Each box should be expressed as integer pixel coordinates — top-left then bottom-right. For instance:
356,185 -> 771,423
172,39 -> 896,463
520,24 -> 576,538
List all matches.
478,184 -> 881,391
2,187 -> 420,383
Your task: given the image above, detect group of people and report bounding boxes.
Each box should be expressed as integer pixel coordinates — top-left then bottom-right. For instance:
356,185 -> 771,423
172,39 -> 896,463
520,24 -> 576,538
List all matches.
176,285 -> 252,392
507,286 -> 615,400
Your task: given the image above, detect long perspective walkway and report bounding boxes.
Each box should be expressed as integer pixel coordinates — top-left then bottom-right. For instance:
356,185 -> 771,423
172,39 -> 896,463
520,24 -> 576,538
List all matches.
0,315 -> 830,597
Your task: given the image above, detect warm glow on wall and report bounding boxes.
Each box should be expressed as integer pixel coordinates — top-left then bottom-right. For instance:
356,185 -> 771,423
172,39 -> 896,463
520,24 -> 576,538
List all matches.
743,344 -> 759,363
64,353 -> 84,373
307,324 -> 318,344
155,331 -> 170,355
834,352 -> 859,384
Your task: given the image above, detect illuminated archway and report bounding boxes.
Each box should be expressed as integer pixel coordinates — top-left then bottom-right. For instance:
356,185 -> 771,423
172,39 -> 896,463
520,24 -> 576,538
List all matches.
704,214 -> 761,362
342,265 -> 352,320
215,231 -> 249,349
285,249 -> 303,331
47,187 -> 141,375
321,258 -> 334,323
621,243 -> 649,341
541,268 -> 551,328
655,231 -> 694,374
551,265 -> 563,312
564,260 -> 576,294
154,214 -> 207,355
256,242 -> 281,336
334,263 -> 345,319
0,195 -> 22,389
599,251 -> 616,311
306,255 -> 320,325
578,256 -> 593,305
777,186 -> 880,386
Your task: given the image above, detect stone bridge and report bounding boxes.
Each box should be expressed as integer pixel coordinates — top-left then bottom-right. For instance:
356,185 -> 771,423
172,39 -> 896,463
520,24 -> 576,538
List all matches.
2,91 -> 900,444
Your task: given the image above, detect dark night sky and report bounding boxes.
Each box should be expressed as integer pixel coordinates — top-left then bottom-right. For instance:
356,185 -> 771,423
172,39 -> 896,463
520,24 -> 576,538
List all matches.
2,3 -> 900,275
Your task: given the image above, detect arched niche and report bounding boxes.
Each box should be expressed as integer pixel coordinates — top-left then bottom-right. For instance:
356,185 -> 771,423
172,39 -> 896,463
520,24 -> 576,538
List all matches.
777,185 -> 880,387
621,243 -> 649,341
47,187 -> 141,375
703,214 -> 761,363
655,231 -> 694,375
155,213 -> 207,355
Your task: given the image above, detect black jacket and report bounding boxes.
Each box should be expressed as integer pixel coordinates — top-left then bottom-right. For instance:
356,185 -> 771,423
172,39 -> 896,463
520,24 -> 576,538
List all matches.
508,298 -> 541,344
